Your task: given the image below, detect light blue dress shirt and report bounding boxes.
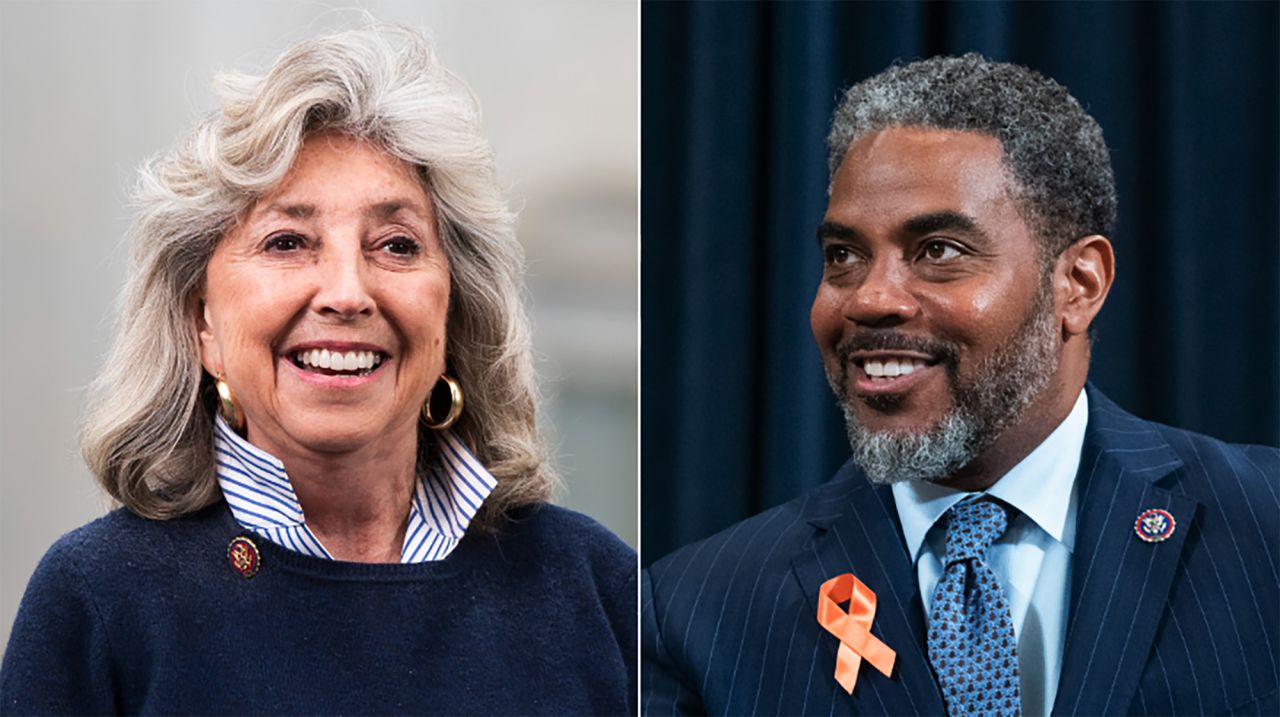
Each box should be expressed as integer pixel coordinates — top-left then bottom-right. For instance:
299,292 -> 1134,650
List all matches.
212,414 -> 497,563
892,389 -> 1087,716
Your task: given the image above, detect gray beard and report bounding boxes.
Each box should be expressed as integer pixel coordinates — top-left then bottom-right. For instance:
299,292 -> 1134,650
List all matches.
835,279 -> 1060,485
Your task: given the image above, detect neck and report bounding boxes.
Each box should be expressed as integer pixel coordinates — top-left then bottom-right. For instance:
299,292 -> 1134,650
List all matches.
247,421 -> 420,564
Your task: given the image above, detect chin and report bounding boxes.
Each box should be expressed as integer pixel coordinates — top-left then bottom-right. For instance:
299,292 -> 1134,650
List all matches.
297,430 -> 379,454
845,385 -> 956,437
277,412 -> 405,454
850,404 -> 949,438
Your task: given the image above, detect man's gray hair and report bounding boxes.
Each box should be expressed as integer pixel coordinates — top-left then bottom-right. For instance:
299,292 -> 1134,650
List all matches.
82,24 -> 554,528
827,53 -> 1117,258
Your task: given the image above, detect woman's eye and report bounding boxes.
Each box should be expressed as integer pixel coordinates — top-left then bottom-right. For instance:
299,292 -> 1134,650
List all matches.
265,234 -> 305,252
380,236 -> 421,256
921,240 -> 962,262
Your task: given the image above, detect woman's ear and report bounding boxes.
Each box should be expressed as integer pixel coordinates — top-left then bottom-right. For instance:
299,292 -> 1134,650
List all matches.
193,295 -> 222,377
1056,235 -> 1115,337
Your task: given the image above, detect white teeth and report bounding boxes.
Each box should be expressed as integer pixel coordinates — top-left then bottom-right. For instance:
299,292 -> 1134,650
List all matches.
293,349 -> 384,373
863,358 -> 929,380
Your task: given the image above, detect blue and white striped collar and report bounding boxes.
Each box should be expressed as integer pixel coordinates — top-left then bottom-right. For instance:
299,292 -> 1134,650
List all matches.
212,415 -> 497,563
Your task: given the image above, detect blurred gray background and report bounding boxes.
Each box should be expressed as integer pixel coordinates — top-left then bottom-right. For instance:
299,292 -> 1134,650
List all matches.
0,1 -> 637,655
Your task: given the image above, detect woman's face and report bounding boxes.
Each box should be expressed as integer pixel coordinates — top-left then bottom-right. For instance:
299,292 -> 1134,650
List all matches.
197,133 -> 450,457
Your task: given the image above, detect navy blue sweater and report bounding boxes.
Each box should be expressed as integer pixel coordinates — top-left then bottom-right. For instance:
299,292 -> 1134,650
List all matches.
0,501 -> 636,715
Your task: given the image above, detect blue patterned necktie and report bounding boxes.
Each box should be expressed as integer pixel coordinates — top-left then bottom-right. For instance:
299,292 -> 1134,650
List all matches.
927,500 -> 1020,717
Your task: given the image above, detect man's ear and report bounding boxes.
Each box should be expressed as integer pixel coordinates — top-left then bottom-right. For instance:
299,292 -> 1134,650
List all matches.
193,295 -> 222,377
1056,235 -> 1115,337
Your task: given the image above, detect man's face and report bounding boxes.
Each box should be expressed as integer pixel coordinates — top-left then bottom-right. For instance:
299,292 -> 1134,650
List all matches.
811,127 -> 1063,483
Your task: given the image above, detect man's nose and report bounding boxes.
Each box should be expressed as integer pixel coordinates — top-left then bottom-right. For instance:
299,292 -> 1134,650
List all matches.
841,259 -> 920,328
312,242 -> 375,320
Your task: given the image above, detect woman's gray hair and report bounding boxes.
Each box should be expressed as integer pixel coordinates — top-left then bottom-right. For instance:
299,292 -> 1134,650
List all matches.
82,24 -> 554,529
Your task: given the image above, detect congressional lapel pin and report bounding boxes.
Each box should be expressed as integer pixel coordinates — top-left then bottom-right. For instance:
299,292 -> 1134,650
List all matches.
227,536 -> 261,578
1134,508 -> 1176,543
817,573 -> 896,694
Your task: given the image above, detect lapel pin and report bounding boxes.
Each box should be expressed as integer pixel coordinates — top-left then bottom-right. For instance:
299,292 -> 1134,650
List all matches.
1134,508 -> 1176,543
227,536 -> 261,578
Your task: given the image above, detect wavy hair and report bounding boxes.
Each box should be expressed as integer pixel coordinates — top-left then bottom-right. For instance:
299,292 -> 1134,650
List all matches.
82,24 -> 554,529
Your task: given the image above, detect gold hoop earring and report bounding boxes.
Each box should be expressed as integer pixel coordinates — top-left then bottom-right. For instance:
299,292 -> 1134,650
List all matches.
421,374 -> 464,430
215,374 -> 245,432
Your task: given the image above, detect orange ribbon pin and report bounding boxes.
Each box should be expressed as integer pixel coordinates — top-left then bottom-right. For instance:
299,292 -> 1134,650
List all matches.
817,573 -> 896,694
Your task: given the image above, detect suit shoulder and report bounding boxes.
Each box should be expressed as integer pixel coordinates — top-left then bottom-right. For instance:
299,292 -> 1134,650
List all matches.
1140,422 -> 1280,542
1088,388 -> 1277,498
1150,422 -> 1279,491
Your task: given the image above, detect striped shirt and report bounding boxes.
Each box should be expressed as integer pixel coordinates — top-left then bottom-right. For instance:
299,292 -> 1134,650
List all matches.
212,415 -> 497,563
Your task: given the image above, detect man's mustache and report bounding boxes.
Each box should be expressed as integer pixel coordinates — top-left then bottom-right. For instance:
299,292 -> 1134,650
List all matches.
836,332 -> 960,370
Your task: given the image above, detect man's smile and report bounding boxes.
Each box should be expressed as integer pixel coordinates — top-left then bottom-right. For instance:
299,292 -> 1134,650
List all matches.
837,338 -> 956,405
848,354 -> 942,397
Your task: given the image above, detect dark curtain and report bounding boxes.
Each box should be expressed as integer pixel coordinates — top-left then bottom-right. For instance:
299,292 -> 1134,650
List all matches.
641,1 -> 1280,564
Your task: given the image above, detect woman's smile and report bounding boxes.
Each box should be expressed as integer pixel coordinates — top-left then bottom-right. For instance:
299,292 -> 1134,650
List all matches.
284,350 -> 391,387
284,342 -> 392,386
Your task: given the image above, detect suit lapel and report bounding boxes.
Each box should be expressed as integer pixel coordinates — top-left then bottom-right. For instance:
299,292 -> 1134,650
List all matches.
1051,387 -> 1199,716
790,467 -> 946,716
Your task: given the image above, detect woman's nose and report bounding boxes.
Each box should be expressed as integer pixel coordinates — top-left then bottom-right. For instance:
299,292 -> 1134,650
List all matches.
312,243 -> 375,320
842,260 -> 921,328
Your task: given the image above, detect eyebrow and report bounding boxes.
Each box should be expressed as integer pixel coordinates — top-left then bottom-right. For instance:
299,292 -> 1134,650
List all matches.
261,202 -> 315,220
816,220 -> 860,245
815,211 -> 987,246
368,200 -> 431,222
255,199 -> 431,223
901,211 -> 982,237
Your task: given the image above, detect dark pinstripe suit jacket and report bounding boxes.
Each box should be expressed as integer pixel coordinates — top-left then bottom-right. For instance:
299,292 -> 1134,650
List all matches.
643,386 -> 1279,715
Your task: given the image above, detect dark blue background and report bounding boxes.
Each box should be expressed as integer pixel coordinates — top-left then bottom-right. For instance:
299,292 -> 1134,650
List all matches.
641,1 -> 1280,563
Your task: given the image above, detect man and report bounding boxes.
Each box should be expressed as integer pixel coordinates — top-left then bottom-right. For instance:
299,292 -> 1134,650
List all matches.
642,54 -> 1278,716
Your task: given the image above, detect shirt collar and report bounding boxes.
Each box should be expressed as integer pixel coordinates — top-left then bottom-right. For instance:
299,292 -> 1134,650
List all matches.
212,415 -> 498,562
891,388 -> 1089,564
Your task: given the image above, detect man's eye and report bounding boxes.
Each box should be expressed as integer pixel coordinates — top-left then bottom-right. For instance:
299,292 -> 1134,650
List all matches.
265,234 -> 305,252
921,240 -> 962,262
824,246 -> 858,266
380,236 -> 421,256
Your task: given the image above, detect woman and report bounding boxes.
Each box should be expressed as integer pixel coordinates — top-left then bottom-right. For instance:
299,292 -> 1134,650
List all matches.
0,25 -> 635,715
